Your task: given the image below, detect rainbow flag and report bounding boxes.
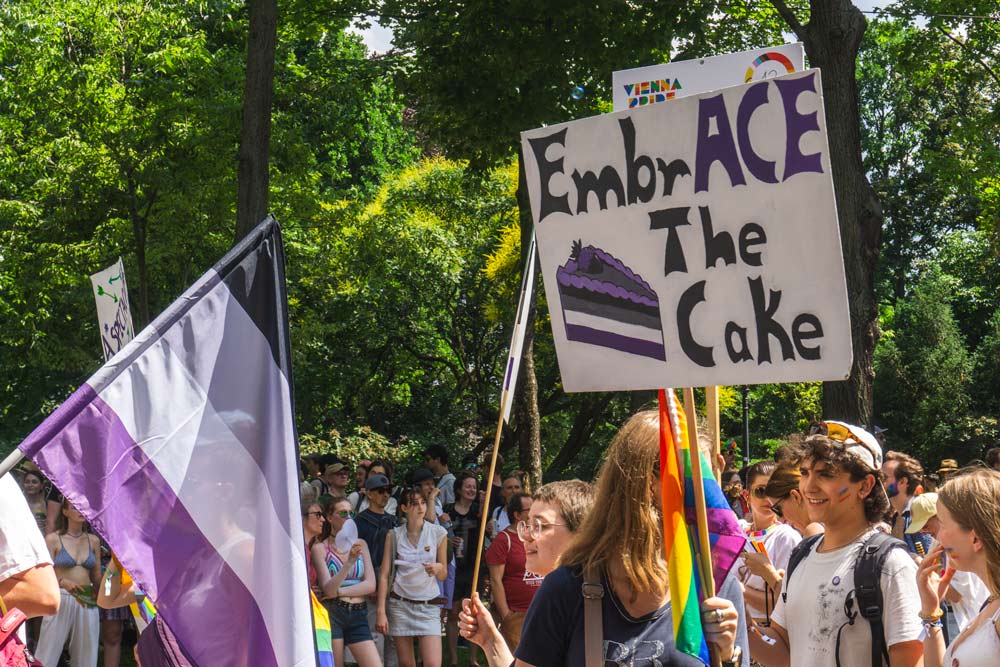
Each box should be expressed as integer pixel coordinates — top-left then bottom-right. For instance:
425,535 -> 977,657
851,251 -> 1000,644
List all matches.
658,389 -> 710,663
681,442 -> 747,594
311,592 -> 334,667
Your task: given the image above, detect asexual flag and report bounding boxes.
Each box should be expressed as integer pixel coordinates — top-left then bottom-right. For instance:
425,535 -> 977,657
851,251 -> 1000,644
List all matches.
19,218 -> 316,667
501,235 -> 537,423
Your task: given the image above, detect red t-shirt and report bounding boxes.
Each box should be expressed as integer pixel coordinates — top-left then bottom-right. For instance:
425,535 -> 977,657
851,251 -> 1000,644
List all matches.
484,527 -> 543,612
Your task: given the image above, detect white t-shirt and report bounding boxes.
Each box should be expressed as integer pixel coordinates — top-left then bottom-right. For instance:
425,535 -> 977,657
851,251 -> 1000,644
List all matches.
0,474 -> 53,640
391,521 -> 447,601
437,472 -> 456,507
739,522 -> 800,618
772,529 -> 922,667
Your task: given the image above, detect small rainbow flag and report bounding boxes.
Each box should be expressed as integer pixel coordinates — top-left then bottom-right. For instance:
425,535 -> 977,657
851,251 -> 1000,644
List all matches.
658,389 -> 710,664
311,591 -> 334,667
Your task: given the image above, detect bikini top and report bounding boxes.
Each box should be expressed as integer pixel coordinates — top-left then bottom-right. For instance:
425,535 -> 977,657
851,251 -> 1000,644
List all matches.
53,534 -> 96,570
324,541 -> 364,587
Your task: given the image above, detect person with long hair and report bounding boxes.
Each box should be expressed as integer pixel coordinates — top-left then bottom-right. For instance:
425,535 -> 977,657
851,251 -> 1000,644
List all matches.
442,471 -> 483,666
481,411 -> 747,666
313,496 -> 380,667
738,462 -> 801,627
917,468 -> 1000,667
763,463 -> 824,539
35,499 -> 101,667
376,487 -> 448,667
303,498 -> 326,592
18,468 -> 48,533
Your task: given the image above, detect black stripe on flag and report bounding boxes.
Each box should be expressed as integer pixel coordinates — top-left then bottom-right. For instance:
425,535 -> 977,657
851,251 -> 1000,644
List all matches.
215,216 -> 293,381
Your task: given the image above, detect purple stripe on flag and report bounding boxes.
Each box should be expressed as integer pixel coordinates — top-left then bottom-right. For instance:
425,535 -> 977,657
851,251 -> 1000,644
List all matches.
20,386 -> 279,667
503,358 -> 515,390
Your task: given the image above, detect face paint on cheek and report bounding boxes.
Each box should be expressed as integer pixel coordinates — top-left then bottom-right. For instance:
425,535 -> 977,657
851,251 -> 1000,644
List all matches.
836,486 -> 850,502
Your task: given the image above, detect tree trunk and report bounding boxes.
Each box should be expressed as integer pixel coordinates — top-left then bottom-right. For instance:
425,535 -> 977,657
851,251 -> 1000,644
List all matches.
514,146 -> 543,489
235,0 -> 277,242
544,393 -> 614,479
772,0 -> 883,425
125,174 -> 150,326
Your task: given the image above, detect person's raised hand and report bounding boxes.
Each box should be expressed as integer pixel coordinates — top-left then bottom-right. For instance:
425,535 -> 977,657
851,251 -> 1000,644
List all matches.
916,544 -> 956,616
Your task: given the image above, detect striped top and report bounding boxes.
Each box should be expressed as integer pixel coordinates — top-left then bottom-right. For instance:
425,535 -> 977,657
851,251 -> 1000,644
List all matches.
323,541 -> 364,587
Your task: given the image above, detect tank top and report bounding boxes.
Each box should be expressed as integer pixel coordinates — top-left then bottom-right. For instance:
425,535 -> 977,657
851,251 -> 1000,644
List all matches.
943,605 -> 1000,667
323,541 -> 364,587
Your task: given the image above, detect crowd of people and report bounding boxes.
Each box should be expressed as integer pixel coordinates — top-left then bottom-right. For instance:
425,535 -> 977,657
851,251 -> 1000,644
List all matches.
3,416 -> 1000,667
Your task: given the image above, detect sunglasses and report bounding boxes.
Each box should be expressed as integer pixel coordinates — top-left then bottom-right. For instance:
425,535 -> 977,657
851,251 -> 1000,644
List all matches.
369,487 -> 392,495
332,510 -> 355,519
770,498 -> 786,518
303,511 -> 324,520
750,485 -> 769,499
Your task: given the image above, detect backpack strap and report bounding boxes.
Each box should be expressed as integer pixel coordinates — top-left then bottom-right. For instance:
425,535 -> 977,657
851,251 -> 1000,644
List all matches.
582,569 -> 604,667
852,531 -> 905,667
782,533 -> 822,604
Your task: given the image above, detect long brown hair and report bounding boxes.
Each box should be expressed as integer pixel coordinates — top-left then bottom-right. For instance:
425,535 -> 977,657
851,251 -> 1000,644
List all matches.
55,499 -> 90,535
938,468 -> 1000,596
560,410 -> 667,596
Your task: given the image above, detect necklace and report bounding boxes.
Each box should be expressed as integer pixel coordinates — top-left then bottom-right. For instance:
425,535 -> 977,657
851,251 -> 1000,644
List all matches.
65,531 -> 84,539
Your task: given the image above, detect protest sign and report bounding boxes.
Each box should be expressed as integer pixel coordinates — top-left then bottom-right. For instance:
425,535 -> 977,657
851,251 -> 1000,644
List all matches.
90,257 -> 134,360
521,69 -> 851,392
612,43 -> 805,111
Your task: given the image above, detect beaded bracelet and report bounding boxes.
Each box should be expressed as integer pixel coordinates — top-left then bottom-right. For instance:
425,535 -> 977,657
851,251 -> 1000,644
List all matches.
921,619 -> 943,629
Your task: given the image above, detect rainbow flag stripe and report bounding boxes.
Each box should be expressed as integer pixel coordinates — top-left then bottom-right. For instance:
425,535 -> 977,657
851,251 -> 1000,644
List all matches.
659,389 -> 710,664
311,592 -> 334,667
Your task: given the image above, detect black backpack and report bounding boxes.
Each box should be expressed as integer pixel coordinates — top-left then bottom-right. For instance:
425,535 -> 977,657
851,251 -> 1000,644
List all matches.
783,531 -> 906,667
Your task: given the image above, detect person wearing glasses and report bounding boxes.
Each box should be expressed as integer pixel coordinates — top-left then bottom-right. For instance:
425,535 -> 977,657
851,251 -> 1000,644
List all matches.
355,473 -> 400,667
312,496 -> 381,667
463,409 -> 748,666
737,461 -> 801,641
458,480 -> 595,665
763,464 -> 825,539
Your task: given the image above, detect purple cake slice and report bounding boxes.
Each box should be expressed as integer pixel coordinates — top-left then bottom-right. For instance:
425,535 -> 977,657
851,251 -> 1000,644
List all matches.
556,241 -> 665,361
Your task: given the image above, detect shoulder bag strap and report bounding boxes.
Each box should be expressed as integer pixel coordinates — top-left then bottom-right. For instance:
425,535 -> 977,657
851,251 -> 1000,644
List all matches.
582,569 -> 604,667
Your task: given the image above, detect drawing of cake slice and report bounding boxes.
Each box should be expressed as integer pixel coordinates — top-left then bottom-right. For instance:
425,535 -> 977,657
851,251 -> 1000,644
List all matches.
556,241 -> 665,361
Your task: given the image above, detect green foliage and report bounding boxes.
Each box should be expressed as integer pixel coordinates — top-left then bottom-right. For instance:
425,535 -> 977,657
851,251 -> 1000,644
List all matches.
299,426 -> 424,477
874,264 -> 974,461
288,158 -> 518,449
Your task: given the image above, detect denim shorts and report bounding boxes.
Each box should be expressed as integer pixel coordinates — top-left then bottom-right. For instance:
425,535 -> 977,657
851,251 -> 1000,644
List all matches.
325,599 -> 373,644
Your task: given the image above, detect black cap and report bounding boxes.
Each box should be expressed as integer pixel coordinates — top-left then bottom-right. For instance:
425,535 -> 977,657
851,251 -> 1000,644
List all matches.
410,468 -> 435,484
364,474 -> 391,490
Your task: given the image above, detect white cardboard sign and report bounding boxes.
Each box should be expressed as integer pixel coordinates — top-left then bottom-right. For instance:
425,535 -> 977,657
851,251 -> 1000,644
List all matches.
613,43 -> 806,111
90,257 -> 135,361
521,69 -> 851,392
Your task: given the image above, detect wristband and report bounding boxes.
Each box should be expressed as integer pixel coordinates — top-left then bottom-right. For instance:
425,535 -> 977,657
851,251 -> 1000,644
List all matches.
918,608 -> 944,622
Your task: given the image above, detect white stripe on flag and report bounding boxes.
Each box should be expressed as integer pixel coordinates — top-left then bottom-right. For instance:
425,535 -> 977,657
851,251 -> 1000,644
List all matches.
97,271 -> 313,666
502,235 -> 537,423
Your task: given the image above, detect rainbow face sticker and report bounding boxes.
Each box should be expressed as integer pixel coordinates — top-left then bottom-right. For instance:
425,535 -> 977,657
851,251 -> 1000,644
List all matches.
744,52 -> 796,82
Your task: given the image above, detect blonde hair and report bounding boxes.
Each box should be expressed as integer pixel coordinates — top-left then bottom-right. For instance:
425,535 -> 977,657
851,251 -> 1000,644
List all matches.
560,410 -> 667,595
938,468 -> 1000,596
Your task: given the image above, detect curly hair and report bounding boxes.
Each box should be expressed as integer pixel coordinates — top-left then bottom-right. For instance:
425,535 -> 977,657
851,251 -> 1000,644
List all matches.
795,435 -> 889,523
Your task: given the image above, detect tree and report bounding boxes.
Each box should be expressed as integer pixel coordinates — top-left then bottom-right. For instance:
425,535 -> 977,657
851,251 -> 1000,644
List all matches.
769,0 -> 885,425
235,0 -> 278,241
874,265 -> 973,462
381,0 -> 790,481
